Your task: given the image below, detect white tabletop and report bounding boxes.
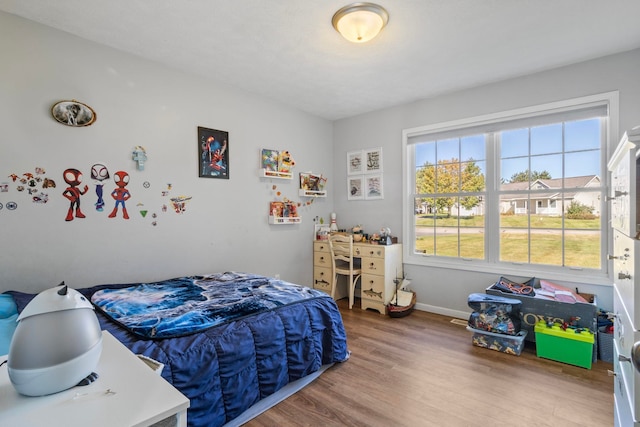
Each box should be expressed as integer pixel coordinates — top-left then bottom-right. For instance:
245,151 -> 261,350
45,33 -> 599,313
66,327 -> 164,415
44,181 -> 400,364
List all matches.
0,330 -> 189,427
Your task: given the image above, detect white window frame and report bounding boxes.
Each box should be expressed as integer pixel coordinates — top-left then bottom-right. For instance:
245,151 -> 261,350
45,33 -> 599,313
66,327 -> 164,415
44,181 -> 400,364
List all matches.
401,92 -> 619,284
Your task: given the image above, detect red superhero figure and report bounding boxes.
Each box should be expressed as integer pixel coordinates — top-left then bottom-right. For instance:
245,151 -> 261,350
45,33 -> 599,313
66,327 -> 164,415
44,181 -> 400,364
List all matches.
62,168 -> 89,221
108,171 -> 131,219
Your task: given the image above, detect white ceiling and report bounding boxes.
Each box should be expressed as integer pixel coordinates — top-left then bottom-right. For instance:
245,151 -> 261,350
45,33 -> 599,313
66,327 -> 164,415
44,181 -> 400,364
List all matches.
2,0 -> 640,121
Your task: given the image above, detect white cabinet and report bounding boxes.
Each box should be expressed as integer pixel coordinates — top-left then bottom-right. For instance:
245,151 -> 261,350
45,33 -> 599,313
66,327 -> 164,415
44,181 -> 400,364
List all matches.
609,126 -> 640,426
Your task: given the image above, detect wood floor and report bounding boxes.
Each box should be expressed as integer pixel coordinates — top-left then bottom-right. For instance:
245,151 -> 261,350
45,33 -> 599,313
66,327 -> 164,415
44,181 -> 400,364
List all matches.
246,298 -> 614,427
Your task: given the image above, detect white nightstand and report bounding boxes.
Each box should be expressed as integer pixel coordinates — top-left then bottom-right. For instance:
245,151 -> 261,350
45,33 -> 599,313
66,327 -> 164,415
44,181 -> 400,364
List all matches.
0,330 -> 190,427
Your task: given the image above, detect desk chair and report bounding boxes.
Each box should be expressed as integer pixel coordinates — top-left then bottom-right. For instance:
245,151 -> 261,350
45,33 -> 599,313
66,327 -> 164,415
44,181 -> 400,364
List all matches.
329,234 -> 361,309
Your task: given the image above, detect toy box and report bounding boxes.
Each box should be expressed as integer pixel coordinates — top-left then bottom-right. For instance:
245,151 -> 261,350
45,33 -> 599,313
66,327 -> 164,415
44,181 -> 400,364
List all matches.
486,277 -> 597,343
534,321 -> 595,369
466,326 -> 528,356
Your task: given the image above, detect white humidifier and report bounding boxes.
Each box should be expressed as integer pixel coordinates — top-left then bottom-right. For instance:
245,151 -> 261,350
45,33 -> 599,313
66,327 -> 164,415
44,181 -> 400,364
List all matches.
7,283 -> 103,396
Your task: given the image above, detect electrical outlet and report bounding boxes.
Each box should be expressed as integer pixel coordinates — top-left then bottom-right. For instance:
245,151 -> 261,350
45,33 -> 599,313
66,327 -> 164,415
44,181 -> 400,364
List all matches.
275,274 -> 280,280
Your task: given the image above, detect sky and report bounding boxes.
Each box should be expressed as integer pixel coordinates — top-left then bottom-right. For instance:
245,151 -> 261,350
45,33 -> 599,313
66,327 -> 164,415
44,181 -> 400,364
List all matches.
414,118 -> 601,183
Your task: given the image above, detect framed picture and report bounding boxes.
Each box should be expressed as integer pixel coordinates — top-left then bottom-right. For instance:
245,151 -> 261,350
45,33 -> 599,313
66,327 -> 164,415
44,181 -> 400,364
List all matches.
348,176 -> 364,200
365,147 -> 383,174
347,150 -> 364,175
51,100 -> 96,127
365,174 -> 384,200
198,126 -> 229,179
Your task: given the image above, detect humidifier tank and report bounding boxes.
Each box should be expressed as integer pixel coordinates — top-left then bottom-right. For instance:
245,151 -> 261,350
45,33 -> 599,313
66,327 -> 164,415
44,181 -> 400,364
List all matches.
7,283 -> 103,396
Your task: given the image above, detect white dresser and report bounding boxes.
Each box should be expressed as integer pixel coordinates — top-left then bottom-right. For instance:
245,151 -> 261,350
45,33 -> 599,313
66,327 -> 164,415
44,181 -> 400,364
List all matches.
608,127 -> 640,427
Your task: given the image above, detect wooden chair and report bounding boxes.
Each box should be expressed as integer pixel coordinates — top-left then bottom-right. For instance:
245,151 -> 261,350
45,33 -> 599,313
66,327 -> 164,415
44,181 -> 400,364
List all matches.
328,234 -> 361,309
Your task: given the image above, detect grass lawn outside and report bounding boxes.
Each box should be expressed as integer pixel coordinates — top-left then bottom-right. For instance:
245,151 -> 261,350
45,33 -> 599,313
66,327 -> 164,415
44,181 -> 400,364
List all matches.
414,214 -> 601,268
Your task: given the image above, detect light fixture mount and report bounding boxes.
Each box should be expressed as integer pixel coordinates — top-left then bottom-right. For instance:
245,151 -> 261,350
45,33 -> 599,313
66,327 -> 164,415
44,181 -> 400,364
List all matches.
332,2 -> 389,43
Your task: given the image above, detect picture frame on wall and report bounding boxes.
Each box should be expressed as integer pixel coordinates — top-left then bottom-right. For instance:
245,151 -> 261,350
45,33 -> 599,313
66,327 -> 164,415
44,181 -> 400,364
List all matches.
364,147 -> 383,174
347,150 -> 364,175
365,174 -> 384,200
198,126 -> 229,179
347,176 -> 364,200
51,100 -> 96,127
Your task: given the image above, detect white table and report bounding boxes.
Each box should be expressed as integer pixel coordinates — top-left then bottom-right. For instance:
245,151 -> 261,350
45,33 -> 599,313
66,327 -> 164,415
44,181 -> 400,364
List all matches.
0,331 -> 189,427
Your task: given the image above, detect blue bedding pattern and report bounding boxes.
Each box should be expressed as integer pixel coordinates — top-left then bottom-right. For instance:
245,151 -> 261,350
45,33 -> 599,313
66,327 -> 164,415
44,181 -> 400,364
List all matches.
8,273 -> 349,427
91,272 -> 326,339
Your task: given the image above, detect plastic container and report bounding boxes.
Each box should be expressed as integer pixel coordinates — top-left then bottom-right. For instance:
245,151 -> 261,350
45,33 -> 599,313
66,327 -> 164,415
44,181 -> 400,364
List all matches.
534,321 -> 595,369
467,326 -> 527,356
597,327 -> 614,363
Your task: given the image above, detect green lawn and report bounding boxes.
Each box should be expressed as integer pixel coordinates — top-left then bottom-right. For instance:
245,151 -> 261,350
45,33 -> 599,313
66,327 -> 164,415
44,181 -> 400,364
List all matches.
415,217 -> 601,269
416,214 -> 600,229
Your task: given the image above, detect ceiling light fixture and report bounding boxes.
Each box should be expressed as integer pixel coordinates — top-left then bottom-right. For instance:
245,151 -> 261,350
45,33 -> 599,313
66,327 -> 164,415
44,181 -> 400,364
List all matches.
332,3 -> 389,43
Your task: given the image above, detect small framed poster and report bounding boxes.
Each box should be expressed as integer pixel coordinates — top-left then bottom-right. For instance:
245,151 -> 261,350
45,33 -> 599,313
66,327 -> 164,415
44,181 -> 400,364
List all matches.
348,176 -> 364,200
365,174 -> 383,200
347,150 -> 364,175
364,147 -> 383,174
198,127 -> 229,179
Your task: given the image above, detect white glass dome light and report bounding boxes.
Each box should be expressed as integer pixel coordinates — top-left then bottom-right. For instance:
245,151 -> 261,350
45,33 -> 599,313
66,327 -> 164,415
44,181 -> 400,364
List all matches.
332,3 -> 389,43
7,283 -> 103,396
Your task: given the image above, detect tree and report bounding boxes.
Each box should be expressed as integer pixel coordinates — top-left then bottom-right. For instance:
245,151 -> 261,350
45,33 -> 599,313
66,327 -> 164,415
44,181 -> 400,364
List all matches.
509,169 -> 552,183
415,158 -> 485,215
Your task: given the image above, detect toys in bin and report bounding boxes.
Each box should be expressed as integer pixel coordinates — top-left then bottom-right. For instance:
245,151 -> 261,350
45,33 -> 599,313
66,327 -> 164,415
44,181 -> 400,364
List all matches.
467,327 -> 528,356
467,293 -> 521,335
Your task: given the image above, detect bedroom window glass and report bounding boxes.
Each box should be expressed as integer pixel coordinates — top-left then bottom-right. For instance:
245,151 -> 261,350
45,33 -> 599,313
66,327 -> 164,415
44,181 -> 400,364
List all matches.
402,92 -> 617,283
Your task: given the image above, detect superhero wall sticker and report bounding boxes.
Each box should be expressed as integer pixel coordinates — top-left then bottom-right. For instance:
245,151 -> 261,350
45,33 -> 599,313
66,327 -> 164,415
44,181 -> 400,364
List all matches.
2,167 -> 56,209
2,152 -> 191,224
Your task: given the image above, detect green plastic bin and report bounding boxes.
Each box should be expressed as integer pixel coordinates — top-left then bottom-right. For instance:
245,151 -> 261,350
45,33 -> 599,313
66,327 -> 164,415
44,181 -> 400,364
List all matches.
534,320 -> 595,369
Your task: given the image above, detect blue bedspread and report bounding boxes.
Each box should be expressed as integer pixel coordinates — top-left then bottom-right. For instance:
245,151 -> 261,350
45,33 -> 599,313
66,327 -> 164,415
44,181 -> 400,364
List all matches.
91,272 -> 326,339
8,273 -> 349,427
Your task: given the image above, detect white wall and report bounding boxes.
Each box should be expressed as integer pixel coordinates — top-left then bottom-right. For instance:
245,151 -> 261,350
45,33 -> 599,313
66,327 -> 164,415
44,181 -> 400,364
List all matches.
333,48 -> 640,316
0,12 -> 334,293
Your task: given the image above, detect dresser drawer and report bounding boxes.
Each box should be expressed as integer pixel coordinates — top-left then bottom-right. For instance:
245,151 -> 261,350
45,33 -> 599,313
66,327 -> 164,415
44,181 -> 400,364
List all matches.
614,284 -> 640,422
314,241 -> 330,253
361,274 -> 384,302
613,230 -> 640,328
313,266 -> 333,294
355,245 -> 385,259
362,257 -> 385,276
314,251 -> 331,268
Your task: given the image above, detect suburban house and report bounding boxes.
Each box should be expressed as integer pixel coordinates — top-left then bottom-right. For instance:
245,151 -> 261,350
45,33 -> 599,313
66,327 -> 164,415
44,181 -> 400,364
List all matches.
500,175 -> 602,216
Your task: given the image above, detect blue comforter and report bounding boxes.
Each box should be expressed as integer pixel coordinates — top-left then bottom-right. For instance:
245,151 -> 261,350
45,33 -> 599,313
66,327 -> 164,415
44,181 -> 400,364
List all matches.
8,273 -> 349,427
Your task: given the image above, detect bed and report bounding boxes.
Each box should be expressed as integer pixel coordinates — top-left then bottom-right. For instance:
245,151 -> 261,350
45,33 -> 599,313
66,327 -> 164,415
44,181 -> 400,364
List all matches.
6,272 -> 350,427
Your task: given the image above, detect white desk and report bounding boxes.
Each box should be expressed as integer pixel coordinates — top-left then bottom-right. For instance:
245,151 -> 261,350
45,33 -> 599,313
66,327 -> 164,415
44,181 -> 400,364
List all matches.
0,331 -> 190,427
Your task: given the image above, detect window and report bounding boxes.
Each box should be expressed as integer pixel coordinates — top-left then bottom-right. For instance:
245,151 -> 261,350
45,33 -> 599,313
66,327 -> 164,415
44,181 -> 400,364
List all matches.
402,92 -> 618,283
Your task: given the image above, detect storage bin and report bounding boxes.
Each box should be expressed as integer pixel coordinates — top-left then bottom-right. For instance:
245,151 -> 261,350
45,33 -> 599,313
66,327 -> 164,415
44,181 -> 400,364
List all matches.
534,321 -> 595,369
467,326 -> 527,356
597,328 -> 614,363
486,277 -> 597,343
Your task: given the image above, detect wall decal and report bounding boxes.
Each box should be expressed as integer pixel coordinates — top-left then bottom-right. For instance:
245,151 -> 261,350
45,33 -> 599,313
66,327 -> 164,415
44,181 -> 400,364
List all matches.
198,127 -> 228,179
90,163 -> 110,212
132,146 -> 147,171
62,168 -> 89,221
51,100 -> 96,127
108,171 -> 131,219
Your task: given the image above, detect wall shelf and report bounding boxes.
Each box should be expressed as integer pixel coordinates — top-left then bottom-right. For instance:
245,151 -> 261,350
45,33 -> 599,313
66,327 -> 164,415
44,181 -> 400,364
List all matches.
269,216 -> 301,224
259,169 -> 292,179
299,189 -> 327,198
